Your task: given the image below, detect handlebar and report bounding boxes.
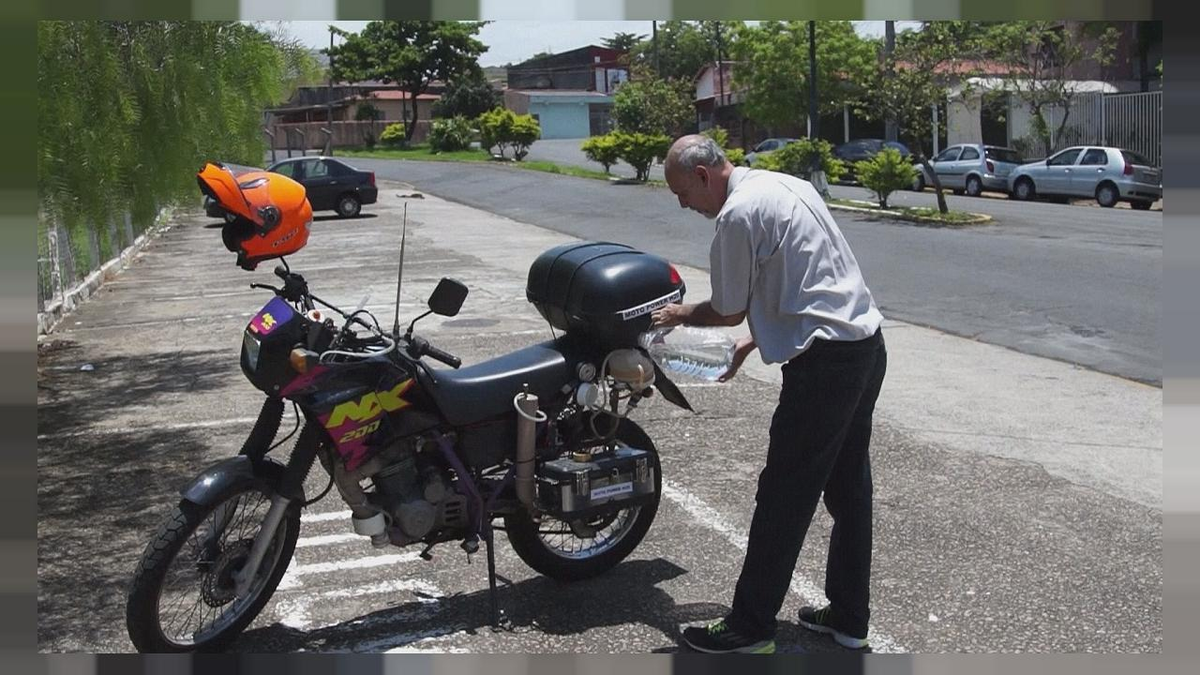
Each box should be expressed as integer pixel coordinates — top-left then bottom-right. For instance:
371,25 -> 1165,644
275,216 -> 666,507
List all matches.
407,335 -> 462,369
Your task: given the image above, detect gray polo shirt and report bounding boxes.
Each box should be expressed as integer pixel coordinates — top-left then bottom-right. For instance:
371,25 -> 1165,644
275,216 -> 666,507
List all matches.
710,167 -> 884,364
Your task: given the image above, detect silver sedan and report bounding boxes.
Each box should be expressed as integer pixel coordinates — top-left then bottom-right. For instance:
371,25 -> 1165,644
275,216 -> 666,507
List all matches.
1007,146 -> 1161,209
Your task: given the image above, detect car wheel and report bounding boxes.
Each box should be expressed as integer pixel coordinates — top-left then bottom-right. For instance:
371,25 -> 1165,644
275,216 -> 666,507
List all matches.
1013,178 -> 1036,201
965,175 -> 983,197
336,194 -> 361,218
1095,182 -> 1119,208
1131,200 -> 1153,211
912,173 -> 926,192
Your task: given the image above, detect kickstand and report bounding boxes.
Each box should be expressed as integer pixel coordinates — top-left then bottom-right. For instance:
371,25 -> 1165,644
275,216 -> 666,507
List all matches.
484,525 -> 501,628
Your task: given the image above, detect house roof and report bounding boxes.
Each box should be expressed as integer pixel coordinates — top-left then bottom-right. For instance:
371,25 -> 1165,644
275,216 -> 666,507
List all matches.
358,90 -> 441,101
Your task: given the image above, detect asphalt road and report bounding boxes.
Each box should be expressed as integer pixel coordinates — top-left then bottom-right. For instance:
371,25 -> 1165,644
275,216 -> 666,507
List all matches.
36,184 -> 1160,654
341,155 -> 1162,385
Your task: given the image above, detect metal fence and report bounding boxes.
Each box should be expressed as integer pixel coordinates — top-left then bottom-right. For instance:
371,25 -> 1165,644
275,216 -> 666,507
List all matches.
1034,91 -> 1162,167
37,210 -> 151,314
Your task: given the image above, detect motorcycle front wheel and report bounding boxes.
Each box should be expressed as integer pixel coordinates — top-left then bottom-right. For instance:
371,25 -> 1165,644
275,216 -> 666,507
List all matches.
503,419 -> 661,582
125,483 -> 300,652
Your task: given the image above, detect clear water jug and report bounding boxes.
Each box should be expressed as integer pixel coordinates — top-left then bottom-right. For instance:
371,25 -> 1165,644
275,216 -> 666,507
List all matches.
638,326 -> 736,382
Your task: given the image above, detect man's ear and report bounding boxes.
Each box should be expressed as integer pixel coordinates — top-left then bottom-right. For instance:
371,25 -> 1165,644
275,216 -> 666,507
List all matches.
695,165 -> 709,186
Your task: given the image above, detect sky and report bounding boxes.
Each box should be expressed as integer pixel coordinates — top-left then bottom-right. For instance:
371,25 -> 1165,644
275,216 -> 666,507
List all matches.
275,20 -> 924,68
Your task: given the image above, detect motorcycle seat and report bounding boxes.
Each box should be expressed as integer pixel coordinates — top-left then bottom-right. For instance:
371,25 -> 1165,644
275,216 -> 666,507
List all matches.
419,340 -> 574,426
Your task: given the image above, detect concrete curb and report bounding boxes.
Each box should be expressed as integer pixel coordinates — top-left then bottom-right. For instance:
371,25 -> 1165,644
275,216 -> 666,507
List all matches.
37,208 -> 176,336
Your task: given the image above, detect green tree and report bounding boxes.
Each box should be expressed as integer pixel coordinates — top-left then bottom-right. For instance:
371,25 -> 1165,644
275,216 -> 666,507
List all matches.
856,21 -> 976,213
613,74 -> 693,137
329,21 -> 488,143
603,31 -> 646,54
39,21 -> 295,278
432,70 -> 500,119
629,21 -> 718,81
979,21 -> 1118,155
729,21 -> 876,132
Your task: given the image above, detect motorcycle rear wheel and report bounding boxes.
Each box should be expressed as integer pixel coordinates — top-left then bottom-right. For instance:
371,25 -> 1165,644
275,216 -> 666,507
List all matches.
504,419 -> 661,582
125,484 -> 299,652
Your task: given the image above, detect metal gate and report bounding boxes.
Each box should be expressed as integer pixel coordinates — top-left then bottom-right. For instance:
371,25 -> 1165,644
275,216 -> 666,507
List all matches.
1045,91 -> 1161,167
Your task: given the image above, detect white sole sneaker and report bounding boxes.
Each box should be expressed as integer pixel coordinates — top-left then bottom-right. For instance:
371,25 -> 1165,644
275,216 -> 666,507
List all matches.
798,618 -> 869,649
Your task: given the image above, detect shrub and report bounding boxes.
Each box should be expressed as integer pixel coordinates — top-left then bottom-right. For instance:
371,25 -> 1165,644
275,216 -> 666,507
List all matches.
756,137 -> 844,183
582,134 -> 622,174
508,113 -> 541,161
855,148 -> 917,209
613,132 -> 671,182
379,122 -> 407,148
725,147 -> 746,166
476,108 -> 540,160
702,126 -> 730,149
477,108 -> 513,157
361,131 -> 377,149
428,116 -> 475,153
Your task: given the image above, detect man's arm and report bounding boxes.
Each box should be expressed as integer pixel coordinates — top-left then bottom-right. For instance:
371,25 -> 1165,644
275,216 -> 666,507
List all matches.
651,300 -> 745,328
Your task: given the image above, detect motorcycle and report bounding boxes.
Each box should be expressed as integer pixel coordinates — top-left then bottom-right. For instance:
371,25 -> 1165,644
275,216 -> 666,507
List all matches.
124,162 -> 694,652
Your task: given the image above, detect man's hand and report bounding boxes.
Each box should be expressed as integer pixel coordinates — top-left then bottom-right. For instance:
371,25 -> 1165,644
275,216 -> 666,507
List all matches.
718,335 -> 757,382
651,302 -> 689,328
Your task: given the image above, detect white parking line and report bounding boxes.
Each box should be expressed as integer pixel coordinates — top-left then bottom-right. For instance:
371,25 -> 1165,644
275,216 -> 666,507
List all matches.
285,551 -> 423,577
295,532 -> 366,548
37,416 -> 259,441
661,480 -> 905,653
301,509 -> 352,523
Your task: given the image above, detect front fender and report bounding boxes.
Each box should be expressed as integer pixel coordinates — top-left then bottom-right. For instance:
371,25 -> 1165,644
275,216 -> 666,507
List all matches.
180,456 -> 289,507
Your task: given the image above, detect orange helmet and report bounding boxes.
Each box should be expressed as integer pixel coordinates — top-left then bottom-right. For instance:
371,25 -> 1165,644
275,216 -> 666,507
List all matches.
198,162 -> 313,270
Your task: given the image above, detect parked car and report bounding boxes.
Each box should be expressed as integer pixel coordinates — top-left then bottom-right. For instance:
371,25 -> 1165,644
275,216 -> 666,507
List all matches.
832,139 -> 911,182
744,137 -> 800,166
265,156 -> 378,218
912,144 -> 1024,196
1007,146 -> 1161,209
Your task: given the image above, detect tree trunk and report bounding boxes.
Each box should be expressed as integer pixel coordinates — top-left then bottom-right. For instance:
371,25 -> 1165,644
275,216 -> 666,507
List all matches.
921,157 -> 949,214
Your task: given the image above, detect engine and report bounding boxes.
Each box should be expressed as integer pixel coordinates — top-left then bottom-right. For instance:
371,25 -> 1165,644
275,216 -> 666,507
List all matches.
369,451 -> 466,545
330,437 -> 467,548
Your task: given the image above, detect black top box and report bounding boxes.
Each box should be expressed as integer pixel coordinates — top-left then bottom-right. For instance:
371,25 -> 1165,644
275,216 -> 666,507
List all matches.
526,242 -> 687,348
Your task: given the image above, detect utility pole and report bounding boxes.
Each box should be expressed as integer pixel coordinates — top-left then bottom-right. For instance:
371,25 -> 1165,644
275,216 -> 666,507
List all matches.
652,21 -> 660,76
884,20 -> 897,142
808,21 -> 828,196
327,27 -> 335,156
715,22 -> 726,128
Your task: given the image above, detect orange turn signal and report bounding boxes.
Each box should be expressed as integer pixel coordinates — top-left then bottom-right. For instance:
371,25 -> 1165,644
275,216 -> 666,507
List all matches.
290,347 -> 318,373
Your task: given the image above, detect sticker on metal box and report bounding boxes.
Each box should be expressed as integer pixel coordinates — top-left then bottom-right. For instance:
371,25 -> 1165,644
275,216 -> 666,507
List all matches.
591,481 -> 634,500
619,289 -> 683,321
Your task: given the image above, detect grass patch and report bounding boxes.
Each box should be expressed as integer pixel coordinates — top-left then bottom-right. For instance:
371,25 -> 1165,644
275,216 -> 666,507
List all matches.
827,198 -> 991,225
340,145 -> 665,186
341,146 -> 491,162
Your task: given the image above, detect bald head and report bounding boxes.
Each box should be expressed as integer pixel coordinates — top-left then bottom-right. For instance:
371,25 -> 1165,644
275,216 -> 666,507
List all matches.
665,134 -> 729,177
664,134 -> 734,220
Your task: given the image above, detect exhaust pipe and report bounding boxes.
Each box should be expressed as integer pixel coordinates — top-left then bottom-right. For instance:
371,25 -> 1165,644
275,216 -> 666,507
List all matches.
514,386 -> 545,510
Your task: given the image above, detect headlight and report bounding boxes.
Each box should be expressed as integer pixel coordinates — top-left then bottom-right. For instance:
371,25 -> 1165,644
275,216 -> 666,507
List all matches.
243,332 -> 262,371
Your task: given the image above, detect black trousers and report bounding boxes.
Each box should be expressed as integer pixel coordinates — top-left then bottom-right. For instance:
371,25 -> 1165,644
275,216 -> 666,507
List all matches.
726,328 -> 887,639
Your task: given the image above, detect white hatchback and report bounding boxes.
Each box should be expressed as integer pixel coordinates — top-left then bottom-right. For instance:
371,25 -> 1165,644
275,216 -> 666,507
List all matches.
1007,146 -> 1161,209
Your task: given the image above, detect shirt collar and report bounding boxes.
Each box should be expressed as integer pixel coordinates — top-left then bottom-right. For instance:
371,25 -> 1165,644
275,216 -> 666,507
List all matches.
727,166 -> 750,200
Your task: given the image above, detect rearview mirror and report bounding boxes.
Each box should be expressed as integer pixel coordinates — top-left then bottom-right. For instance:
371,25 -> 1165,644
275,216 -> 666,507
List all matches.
428,277 -> 468,317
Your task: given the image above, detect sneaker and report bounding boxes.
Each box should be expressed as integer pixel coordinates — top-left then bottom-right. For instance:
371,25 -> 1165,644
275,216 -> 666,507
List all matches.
681,619 -> 776,654
797,605 -> 869,649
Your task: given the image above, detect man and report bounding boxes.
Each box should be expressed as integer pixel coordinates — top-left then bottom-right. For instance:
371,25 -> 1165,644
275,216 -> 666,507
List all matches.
653,135 -> 887,654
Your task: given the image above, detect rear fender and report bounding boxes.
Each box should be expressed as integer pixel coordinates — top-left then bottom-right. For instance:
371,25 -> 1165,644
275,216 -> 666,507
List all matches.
180,456 -> 290,507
